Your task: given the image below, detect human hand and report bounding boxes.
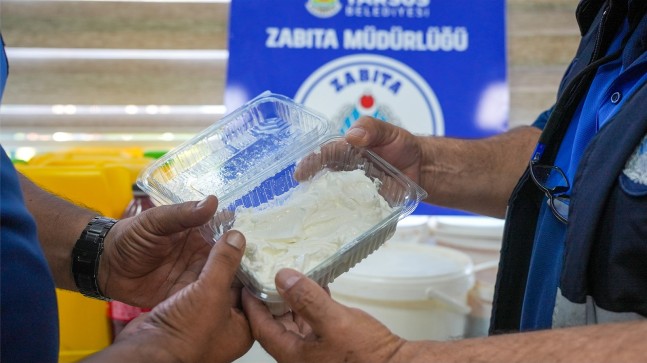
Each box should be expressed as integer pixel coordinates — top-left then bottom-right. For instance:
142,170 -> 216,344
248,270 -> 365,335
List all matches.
243,268 -> 406,363
99,195 -> 218,308
89,230 -> 253,363
345,116 -> 422,185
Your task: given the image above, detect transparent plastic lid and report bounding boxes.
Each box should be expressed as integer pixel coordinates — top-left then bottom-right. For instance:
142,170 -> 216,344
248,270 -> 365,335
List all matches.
137,92 -> 427,309
138,92 -> 334,211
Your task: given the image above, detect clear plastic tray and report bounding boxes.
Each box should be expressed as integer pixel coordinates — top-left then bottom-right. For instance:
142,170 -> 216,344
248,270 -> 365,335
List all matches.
137,92 -> 427,313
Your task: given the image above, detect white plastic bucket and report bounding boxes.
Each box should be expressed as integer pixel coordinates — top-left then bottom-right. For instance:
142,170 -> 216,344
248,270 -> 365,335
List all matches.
433,216 -> 503,285
329,243 -> 474,341
234,342 -> 274,363
466,280 -> 494,338
389,215 -> 430,244
431,215 -> 504,337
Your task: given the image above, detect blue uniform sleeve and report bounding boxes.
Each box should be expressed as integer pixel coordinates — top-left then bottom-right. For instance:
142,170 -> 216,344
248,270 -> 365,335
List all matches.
531,105 -> 555,130
1,32 -> 8,104
1,147 -> 60,363
0,33 -> 60,363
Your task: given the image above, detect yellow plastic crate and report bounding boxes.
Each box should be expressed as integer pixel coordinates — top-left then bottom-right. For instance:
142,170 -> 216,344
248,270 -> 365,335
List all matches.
26,147 -> 155,185
28,147 -> 145,164
17,151 -> 148,362
18,165 -> 133,218
56,290 -> 112,363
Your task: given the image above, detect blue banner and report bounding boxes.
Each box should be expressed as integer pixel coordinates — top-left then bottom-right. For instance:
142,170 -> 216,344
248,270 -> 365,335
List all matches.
226,0 -> 507,215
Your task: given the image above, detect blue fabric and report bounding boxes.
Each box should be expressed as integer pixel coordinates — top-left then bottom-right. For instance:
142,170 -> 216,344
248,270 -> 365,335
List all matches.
1,33 -> 7,104
0,35 -> 60,362
529,107 -> 553,131
522,15 -> 647,329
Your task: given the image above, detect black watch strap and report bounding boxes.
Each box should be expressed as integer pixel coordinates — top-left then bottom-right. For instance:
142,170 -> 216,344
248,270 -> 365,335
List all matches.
72,216 -> 117,301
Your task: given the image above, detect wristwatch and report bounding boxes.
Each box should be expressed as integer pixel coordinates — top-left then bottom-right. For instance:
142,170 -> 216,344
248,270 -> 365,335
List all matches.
72,216 -> 117,301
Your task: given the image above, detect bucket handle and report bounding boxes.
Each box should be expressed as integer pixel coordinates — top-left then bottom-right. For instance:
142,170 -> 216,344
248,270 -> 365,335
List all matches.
424,288 -> 471,315
473,259 -> 499,273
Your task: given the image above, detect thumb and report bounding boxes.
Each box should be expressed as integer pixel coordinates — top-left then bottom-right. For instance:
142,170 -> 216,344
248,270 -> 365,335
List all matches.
345,116 -> 398,148
275,268 -> 341,334
199,230 -> 246,290
139,195 -> 218,235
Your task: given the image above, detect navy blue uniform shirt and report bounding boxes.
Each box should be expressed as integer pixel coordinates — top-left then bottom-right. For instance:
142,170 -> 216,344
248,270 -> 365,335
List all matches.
0,33 -> 60,363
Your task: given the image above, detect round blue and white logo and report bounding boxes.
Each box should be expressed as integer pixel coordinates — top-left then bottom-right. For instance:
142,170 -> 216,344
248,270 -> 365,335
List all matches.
305,0 -> 343,19
295,54 -> 444,136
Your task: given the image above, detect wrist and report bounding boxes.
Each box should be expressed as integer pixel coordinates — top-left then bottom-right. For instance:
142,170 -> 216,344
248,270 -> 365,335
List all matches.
88,332 -> 178,363
97,219 -> 120,300
72,216 -> 117,301
417,135 -> 438,201
389,340 -> 450,363
387,340 -> 422,363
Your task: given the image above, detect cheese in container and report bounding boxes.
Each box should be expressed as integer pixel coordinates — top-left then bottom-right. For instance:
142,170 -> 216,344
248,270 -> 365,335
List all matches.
137,92 -> 427,314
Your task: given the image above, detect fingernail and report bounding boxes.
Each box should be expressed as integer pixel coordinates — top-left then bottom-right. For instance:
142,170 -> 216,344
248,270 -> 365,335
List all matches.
225,231 -> 245,250
196,196 -> 210,209
277,269 -> 302,291
346,127 -> 367,140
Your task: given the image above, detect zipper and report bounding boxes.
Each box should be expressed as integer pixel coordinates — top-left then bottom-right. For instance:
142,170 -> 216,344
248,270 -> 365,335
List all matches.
591,5 -> 610,63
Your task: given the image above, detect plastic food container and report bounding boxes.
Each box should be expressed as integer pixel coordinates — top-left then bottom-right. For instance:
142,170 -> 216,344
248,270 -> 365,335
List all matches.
137,92 -> 427,312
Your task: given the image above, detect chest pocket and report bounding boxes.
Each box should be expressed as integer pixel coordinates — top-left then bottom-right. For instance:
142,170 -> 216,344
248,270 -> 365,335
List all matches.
620,135 -> 647,196
589,134 -> 647,316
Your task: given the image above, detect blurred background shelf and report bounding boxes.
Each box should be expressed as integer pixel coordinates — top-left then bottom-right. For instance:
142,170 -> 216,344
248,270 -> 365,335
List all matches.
1,0 -> 580,152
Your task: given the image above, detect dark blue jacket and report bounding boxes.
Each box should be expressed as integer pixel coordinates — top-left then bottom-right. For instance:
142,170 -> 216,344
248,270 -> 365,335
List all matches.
490,0 -> 647,333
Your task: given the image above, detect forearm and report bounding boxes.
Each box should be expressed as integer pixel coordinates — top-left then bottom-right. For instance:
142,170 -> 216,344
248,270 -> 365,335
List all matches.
396,320 -> 647,363
418,125 -> 541,217
81,333 -> 175,363
18,172 -> 99,291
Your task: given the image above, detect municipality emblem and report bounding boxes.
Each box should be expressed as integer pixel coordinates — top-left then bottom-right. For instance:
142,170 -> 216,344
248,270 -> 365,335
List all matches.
334,92 -> 401,134
295,54 -> 444,136
305,0 -> 342,18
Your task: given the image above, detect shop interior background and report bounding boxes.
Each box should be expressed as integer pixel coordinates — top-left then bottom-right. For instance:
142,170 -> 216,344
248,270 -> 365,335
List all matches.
0,0 -> 580,161
0,1 -> 584,361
